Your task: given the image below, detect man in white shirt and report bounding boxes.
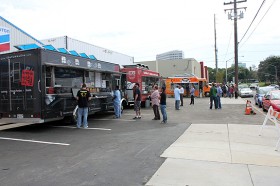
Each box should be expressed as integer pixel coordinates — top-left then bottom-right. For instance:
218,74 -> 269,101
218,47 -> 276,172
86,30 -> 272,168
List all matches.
174,85 -> 181,110
179,85 -> 184,106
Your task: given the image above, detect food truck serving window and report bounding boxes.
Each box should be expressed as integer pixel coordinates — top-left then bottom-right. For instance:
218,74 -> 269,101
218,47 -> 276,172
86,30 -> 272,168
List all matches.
51,67 -> 84,94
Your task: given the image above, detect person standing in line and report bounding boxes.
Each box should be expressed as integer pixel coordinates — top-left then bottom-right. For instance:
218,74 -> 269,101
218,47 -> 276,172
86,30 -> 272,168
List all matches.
222,84 -> 227,97
151,85 -> 160,120
190,84 -> 195,105
226,85 -> 230,98
133,83 -> 142,119
209,82 -> 218,109
174,85 -> 181,110
159,86 -> 167,124
113,85 -> 121,118
76,83 -> 92,128
216,83 -> 223,109
179,85 -> 184,106
234,84 -> 239,99
186,84 -> 190,97
230,85 -> 234,98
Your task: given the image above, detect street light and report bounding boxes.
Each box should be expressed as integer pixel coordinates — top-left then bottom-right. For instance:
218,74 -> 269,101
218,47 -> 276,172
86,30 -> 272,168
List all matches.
225,56 -> 244,84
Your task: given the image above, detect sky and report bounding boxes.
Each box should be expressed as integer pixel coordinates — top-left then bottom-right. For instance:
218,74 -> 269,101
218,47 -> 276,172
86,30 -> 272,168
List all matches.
0,0 -> 279,69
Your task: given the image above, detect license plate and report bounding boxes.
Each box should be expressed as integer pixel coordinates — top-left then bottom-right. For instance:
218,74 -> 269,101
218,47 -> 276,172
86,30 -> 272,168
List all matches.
17,114 -> 24,119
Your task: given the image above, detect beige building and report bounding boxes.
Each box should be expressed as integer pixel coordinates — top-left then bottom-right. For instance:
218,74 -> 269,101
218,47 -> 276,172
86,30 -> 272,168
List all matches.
136,58 -> 202,78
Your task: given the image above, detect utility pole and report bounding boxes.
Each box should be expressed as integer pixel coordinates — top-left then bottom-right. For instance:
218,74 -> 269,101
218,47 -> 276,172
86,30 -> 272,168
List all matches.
214,14 -> 218,74
224,0 -> 246,89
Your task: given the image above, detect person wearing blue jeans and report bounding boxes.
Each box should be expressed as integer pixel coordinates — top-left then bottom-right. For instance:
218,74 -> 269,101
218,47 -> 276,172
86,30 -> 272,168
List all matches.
160,87 -> 167,123
209,83 -> 218,109
216,83 -> 223,109
76,84 -> 91,128
77,107 -> 89,128
113,85 -> 121,118
174,85 -> 180,110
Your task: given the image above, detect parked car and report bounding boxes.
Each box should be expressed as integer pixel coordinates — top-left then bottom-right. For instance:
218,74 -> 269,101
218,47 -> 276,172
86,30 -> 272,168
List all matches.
254,86 -> 277,108
249,83 -> 258,90
238,84 -> 249,95
269,84 -> 279,89
239,88 -> 253,98
262,90 -> 280,112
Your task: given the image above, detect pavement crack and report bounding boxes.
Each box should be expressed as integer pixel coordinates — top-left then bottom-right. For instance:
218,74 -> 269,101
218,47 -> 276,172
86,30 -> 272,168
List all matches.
227,123 -> 233,163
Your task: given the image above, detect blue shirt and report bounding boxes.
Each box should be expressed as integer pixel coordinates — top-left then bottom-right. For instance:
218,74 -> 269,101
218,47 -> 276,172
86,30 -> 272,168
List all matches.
174,87 -> 180,100
190,87 -> 195,96
217,86 -> 223,97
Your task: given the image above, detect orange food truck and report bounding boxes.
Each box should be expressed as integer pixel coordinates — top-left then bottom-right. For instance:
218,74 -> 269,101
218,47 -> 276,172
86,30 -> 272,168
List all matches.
165,75 -> 210,97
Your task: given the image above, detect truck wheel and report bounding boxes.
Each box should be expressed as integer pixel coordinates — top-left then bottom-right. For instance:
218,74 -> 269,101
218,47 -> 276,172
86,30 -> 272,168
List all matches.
121,103 -> 124,114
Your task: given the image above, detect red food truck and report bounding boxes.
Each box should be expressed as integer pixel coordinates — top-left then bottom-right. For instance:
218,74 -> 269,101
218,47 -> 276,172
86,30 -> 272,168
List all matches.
120,64 -> 162,107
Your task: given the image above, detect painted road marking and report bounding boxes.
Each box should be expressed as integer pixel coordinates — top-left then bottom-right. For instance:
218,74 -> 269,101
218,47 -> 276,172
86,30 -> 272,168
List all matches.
0,137 -> 70,146
54,126 -> 112,131
123,114 -> 152,116
93,118 -> 136,122
0,123 -> 34,131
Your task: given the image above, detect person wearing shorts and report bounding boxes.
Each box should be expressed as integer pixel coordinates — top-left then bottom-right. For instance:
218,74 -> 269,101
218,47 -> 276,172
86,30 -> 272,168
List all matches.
133,83 -> 141,119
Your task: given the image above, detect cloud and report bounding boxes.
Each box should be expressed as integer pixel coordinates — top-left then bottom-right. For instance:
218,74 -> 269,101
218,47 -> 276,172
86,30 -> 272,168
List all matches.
0,0 -> 279,68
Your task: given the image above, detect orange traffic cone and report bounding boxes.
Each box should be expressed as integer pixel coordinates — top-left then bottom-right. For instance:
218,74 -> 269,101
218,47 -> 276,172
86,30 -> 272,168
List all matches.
245,100 -> 256,115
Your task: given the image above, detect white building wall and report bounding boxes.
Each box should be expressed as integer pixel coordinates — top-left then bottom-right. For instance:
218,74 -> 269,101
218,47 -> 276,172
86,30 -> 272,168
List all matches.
0,16 -> 133,67
138,58 -> 202,78
0,16 -> 44,54
156,50 -> 184,60
41,36 -> 134,66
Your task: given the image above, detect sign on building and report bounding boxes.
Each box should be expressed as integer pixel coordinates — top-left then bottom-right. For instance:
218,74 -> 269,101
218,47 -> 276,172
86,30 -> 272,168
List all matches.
0,27 -> 10,52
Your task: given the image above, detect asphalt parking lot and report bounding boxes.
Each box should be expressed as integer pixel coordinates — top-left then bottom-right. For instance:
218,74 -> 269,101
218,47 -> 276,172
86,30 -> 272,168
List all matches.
0,94 -> 272,186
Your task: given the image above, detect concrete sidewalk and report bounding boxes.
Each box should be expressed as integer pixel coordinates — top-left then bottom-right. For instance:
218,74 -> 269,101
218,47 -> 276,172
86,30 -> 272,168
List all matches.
146,98 -> 280,186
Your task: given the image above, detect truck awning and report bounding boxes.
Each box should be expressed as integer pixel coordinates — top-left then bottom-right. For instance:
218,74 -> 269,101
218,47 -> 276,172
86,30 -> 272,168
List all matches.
57,48 -> 70,54
89,55 -> 96,60
79,53 -> 89,58
43,45 -> 57,51
69,50 -> 80,56
14,43 -> 40,50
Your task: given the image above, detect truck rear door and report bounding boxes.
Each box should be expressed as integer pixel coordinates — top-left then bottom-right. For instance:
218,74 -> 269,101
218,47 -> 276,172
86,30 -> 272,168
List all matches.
0,50 -> 41,122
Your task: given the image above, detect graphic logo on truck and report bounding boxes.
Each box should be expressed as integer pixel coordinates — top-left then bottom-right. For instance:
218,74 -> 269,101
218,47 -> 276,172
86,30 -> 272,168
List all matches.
181,78 -> 190,83
21,69 -> 34,87
0,27 -> 10,52
128,71 -> 136,80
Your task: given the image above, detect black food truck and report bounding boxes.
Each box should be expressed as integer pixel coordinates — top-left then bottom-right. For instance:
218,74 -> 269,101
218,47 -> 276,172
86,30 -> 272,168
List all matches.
0,48 -> 121,125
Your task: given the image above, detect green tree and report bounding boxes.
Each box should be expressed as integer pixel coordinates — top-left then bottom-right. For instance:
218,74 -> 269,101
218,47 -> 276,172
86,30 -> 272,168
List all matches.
258,56 -> 280,84
208,67 -> 216,83
248,65 -> 258,81
216,71 -> 224,83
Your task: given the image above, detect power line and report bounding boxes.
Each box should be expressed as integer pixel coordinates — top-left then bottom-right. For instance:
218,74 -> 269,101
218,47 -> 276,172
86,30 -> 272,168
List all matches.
239,0 -> 276,48
239,0 -> 266,45
223,28 -> 233,63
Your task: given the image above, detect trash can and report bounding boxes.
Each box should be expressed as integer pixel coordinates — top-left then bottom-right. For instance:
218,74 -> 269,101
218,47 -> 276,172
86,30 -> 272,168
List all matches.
145,98 -> 150,108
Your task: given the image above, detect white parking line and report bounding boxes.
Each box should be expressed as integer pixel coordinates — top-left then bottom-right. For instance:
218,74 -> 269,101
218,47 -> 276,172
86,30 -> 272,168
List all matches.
0,137 -> 70,146
93,118 -> 136,122
0,122 -> 34,131
54,126 -> 112,131
124,114 -> 152,116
